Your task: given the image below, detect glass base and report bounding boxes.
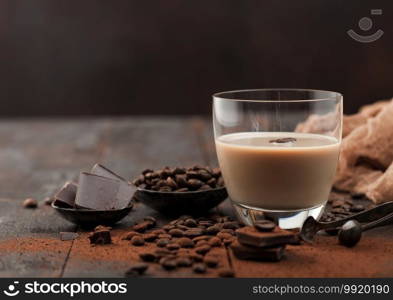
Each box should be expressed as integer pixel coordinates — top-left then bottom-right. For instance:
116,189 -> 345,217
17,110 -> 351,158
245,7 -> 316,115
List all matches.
232,201 -> 326,229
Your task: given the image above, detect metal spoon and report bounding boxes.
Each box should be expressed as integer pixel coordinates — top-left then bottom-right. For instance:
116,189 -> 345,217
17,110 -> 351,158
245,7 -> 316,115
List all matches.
300,201 -> 393,242
338,210 -> 393,247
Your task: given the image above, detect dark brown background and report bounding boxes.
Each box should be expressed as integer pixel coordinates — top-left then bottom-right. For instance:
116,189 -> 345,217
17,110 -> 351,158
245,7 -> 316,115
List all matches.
0,0 -> 392,116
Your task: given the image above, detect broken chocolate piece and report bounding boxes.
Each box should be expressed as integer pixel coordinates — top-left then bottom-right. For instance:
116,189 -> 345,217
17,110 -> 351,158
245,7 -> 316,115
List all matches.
60,232 -> 79,241
91,163 -> 127,181
231,240 -> 285,261
54,181 -> 78,208
88,228 -> 112,244
236,226 -> 298,248
75,172 -> 133,210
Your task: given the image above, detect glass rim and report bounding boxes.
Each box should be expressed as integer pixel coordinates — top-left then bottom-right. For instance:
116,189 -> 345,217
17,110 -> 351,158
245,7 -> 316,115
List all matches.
213,88 -> 343,103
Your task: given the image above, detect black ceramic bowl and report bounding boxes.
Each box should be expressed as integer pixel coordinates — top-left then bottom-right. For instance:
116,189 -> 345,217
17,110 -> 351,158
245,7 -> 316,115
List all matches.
134,187 -> 228,216
52,202 -> 133,228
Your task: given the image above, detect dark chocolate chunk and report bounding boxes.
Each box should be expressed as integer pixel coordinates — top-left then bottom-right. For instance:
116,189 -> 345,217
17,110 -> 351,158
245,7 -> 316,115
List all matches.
88,229 -> 112,245
54,181 -> 78,208
231,241 -> 285,261
75,172 -> 134,210
236,226 -> 298,248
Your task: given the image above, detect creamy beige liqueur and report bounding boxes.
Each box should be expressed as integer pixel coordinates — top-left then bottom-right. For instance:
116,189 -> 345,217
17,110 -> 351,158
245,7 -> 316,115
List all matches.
216,132 -> 340,210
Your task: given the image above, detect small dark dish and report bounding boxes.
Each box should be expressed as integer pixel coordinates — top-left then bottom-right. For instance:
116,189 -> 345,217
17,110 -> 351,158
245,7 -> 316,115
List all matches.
134,187 -> 228,215
52,202 -> 133,228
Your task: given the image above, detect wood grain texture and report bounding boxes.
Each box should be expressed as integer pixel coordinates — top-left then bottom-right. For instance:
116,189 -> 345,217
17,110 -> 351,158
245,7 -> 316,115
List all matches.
1,117 -> 392,278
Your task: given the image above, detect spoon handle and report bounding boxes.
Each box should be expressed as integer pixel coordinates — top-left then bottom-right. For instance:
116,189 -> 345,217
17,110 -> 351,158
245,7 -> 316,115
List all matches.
319,201 -> 393,230
362,211 -> 393,231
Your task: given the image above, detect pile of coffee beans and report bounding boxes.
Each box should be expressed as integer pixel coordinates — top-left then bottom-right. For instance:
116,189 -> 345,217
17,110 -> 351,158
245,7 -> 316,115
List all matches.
124,214 -> 239,277
132,166 -> 225,192
321,197 -> 369,223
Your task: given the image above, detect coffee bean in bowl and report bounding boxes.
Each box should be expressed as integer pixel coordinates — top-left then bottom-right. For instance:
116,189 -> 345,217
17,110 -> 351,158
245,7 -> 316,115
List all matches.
133,166 -> 228,215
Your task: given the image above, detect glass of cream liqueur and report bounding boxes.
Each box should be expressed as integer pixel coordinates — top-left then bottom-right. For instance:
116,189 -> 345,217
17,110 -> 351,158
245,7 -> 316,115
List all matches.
213,89 -> 342,229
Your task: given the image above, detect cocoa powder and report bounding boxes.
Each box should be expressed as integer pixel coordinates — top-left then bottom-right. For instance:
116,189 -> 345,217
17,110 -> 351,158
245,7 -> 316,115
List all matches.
1,229 -> 393,277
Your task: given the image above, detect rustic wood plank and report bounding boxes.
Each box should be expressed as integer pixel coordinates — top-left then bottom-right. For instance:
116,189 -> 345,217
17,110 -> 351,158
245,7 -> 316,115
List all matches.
62,117 -> 231,277
0,119 -> 110,277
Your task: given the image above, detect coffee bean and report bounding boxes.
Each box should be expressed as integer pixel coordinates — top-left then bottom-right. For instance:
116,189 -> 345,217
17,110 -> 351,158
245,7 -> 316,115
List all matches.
44,197 -> 54,205
144,216 -> 157,225
195,245 -> 211,255
160,257 -> 177,270
254,220 -> 276,232
167,243 -> 181,250
206,225 -> 220,235
158,234 -> 172,239
176,256 -> 193,267
156,238 -> 170,248
159,186 -> 172,192
133,220 -> 154,233
168,229 -> 184,237
176,188 -> 189,192
177,237 -> 195,248
122,231 -> 141,240
154,249 -> 172,258
223,238 -> 234,246
203,256 -> 218,268
184,218 -> 197,227
166,177 -> 178,189
198,170 -> 212,181
217,177 -> 225,187
143,233 -> 158,242
222,221 -> 240,230
192,235 -> 210,242
193,263 -> 207,274
186,170 -> 199,179
207,178 -> 217,188
125,263 -> 148,277
131,236 -> 145,246
23,198 -> 38,208
198,220 -> 214,227
176,224 -> 189,231
184,228 -> 204,238
332,200 -> 346,208
196,240 -> 209,247
152,229 -> 166,235
189,253 -> 204,262
211,168 -> 221,178
142,169 -> 154,175
173,167 -> 186,175
175,174 -> 188,187
187,179 -> 204,190
139,252 -> 157,262
218,268 -> 235,278
208,237 -> 222,247
217,232 -> 233,240
220,229 -> 235,235
350,204 -> 365,213
163,224 -> 176,231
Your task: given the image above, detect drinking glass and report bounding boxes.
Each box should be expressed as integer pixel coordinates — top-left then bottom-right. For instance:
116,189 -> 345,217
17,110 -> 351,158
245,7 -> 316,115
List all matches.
213,89 -> 343,229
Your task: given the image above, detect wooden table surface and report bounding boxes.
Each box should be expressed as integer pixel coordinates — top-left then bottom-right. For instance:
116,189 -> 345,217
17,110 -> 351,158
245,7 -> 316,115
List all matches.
0,117 -> 392,278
